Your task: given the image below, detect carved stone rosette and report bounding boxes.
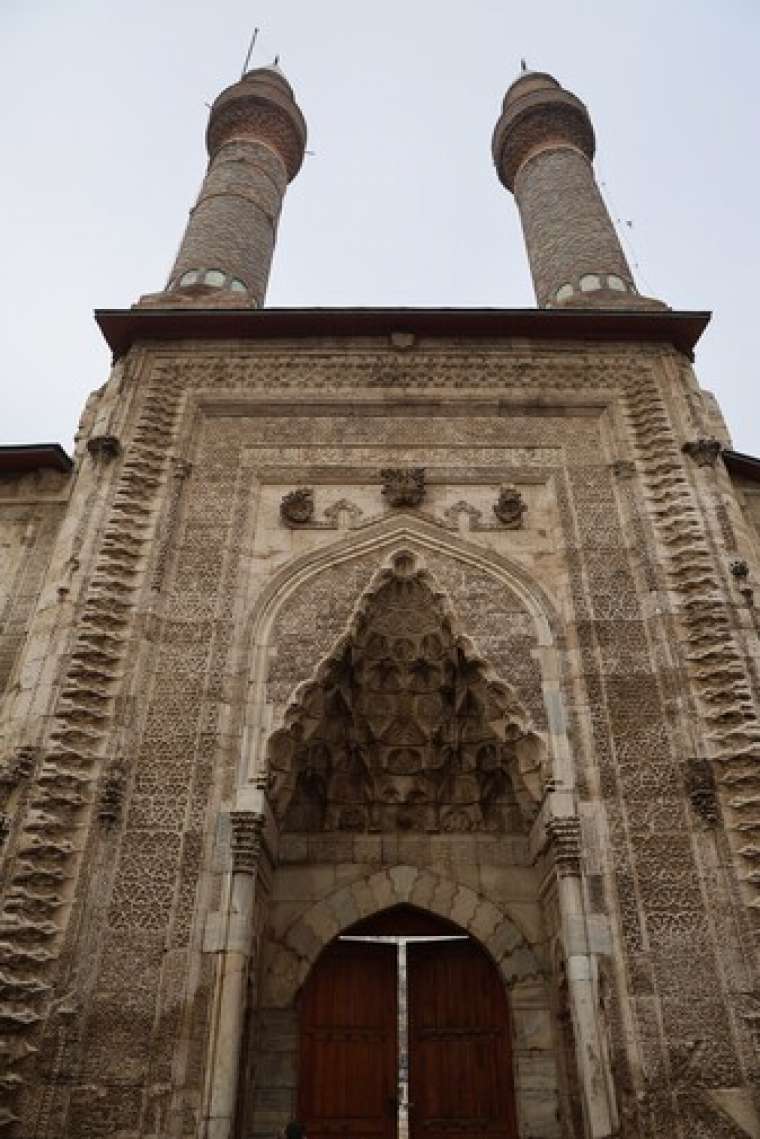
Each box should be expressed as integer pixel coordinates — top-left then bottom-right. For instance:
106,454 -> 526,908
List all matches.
280,487 -> 315,526
493,486 -> 527,528
380,468 -> 426,507
230,810 -> 266,875
681,437 -> 722,467
546,815 -> 582,877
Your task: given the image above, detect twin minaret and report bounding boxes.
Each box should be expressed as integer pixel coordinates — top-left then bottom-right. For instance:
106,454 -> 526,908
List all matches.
153,64 -> 657,310
154,65 -> 307,309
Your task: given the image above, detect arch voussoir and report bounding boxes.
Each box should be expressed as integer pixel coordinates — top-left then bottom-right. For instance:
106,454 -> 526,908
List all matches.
264,865 -> 543,1008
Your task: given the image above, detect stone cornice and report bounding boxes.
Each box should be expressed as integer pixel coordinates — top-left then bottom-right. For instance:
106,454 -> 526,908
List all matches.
95,306 -> 711,362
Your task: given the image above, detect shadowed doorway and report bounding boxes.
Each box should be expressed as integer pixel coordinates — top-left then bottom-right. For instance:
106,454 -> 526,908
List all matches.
298,906 -> 519,1139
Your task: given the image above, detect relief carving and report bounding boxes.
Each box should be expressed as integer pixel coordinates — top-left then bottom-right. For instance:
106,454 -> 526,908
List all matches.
681,437 -> 722,467
230,810 -> 265,874
684,759 -> 719,827
611,459 -> 636,479
279,487 -> 315,526
98,763 -> 126,827
86,434 -> 122,461
268,550 -> 544,834
322,498 -> 363,529
546,816 -> 582,877
493,485 -> 527,528
0,748 -> 37,793
380,468 -> 426,507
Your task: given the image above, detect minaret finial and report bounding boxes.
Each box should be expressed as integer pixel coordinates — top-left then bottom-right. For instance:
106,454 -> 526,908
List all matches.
241,26 -> 259,79
521,58 -> 527,72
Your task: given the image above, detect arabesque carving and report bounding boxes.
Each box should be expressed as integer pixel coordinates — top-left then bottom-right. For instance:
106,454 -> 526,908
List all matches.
269,550 -> 544,833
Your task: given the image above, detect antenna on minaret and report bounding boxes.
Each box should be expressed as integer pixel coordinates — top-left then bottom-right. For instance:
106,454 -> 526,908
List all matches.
241,26 -> 259,79
521,58 -> 528,72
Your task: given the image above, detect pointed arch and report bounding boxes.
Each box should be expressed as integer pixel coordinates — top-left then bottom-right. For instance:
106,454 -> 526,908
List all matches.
237,515 -> 567,793
247,514 -> 560,653
260,864 -> 545,1009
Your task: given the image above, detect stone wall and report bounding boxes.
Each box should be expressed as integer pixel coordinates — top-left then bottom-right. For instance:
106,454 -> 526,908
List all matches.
0,335 -> 758,1138
0,470 -> 69,705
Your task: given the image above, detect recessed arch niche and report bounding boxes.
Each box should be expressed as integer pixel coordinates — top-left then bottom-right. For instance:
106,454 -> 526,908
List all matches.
236,532 -> 572,1139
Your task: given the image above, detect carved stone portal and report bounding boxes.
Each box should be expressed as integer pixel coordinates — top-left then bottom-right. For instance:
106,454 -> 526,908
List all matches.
381,468 -> 426,507
268,550 -> 544,833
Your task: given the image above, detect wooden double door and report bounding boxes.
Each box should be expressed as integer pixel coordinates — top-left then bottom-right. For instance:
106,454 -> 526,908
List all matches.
299,913 -> 518,1139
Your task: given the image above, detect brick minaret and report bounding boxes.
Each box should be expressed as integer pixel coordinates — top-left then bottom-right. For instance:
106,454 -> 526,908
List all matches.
492,70 -> 660,309
156,65 -> 307,308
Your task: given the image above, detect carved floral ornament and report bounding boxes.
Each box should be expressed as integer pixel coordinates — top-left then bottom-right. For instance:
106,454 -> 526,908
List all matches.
267,550 -> 545,834
381,467 -> 426,507
493,485 -> 527,528
280,486 -> 315,526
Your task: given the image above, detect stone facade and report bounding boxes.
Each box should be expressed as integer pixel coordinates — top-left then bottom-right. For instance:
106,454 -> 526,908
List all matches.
2,51 -> 759,1139
1,331 -> 759,1138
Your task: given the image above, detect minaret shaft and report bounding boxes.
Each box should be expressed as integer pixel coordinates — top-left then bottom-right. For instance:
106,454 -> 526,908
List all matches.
492,72 -> 661,309
514,145 -> 634,306
146,67 -> 306,309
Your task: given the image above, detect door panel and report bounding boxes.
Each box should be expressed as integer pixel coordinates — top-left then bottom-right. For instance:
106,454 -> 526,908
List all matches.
299,940 -> 398,1139
407,939 -> 518,1139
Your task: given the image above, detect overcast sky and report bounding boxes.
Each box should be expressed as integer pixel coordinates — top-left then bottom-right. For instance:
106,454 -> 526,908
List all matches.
2,1 -> 758,455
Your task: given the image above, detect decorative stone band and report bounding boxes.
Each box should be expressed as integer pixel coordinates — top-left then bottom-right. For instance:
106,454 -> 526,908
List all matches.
229,810 -> 266,875
546,815 -> 583,877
